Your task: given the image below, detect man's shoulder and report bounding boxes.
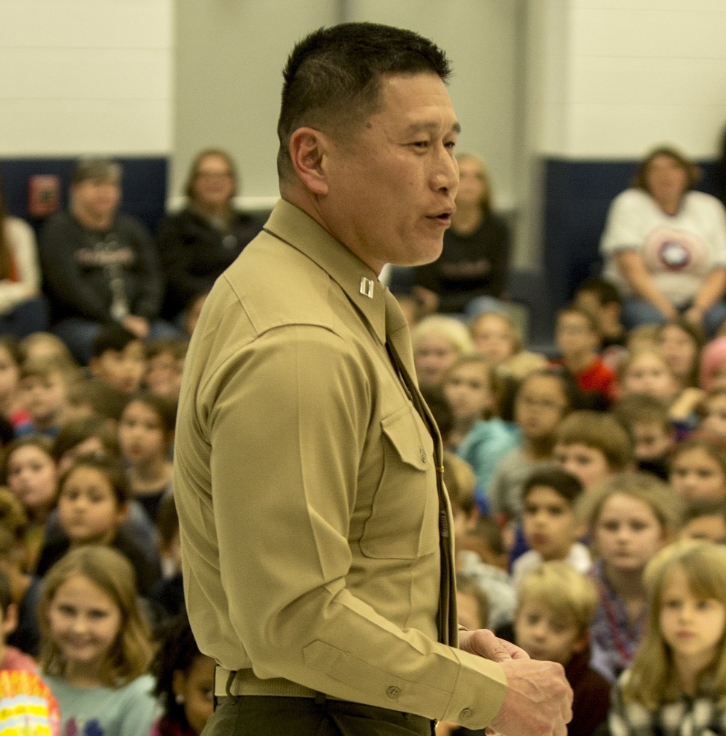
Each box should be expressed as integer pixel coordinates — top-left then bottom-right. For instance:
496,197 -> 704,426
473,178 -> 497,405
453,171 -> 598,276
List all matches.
40,211 -> 76,241
114,212 -> 152,239
221,228 -> 343,332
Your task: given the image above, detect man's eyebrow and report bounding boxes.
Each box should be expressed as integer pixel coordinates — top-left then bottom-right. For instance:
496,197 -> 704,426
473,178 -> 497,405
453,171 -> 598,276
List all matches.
405,121 -> 461,135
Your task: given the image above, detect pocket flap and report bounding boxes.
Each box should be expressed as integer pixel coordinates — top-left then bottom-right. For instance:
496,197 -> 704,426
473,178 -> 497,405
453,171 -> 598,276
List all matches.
381,407 -> 428,471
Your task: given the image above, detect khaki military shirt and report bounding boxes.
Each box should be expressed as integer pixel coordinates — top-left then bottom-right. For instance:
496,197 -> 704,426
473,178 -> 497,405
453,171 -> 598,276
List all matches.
174,200 -> 507,729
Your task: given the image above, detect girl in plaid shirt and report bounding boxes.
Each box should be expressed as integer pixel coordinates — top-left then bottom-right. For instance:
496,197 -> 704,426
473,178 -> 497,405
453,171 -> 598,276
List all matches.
609,541 -> 726,736
583,473 -> 682,683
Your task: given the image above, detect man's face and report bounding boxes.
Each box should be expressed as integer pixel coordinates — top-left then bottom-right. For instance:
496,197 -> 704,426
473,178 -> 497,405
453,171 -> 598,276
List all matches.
72,177 -> 121,221
321,73 -> 459,272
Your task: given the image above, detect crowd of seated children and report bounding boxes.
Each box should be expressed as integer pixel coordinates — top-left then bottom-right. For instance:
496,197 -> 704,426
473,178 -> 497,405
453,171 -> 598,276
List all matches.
145,338 -> 187,401
411,315 -> 473,391
16,358 -> 76,438
38,546 -> 159,735
89,325 -> 146,395
509,563 -> 611,736
2,436 -> 59,571
446,454 -> 516,631
574,277 -> 627,351
552,305 -> 617,409
611,394 -> 675,479
442,354 -> 519,508
118,393 -> 175,523
151,612 -> 214,736
609,541 -> 726,736
511,466 -> 590,589
656,319 -> 704,391
669,437 -> 726,503
679,499 -> 726,544
579,474 -> 681,684
34,454 -> 161,595
700,335 -> 726,391
552,411 -> 632,491
699,387 -> 726,441
488,369 -> 576,521
469,311 -> 547,381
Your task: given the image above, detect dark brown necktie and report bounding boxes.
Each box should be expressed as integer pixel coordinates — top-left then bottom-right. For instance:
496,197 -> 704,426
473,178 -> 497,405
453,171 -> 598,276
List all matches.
384,290 -> 456,647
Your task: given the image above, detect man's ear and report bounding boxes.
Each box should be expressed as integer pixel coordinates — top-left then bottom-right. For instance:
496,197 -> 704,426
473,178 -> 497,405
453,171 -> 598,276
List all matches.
288,127 -> 331,196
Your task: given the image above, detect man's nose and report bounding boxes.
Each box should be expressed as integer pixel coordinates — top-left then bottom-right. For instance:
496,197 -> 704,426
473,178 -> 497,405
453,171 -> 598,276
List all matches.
432,147 -> 458,195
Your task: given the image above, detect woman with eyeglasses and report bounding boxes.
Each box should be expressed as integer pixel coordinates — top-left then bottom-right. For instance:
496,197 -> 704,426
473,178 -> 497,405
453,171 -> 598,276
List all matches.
157,149 -> 263,322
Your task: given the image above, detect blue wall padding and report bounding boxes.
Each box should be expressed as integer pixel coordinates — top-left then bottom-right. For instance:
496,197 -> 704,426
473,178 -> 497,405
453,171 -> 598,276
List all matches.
0,157 -> 168,235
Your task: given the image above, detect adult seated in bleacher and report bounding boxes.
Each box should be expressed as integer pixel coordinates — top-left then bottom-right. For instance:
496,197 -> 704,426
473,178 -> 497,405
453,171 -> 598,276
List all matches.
0,175 -> 48,338
600,145 -> 726,336
39,157 -> 173,364
412,153 -> 511,317
156,148 -> 263,322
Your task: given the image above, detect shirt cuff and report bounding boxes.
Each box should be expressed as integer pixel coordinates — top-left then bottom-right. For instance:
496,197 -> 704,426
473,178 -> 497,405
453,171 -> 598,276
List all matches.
440,649 -> 508,729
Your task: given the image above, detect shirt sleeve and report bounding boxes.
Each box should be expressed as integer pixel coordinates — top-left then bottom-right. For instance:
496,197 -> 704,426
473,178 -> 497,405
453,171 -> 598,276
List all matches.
200,324 -> 508,728
600,190 -> 649,257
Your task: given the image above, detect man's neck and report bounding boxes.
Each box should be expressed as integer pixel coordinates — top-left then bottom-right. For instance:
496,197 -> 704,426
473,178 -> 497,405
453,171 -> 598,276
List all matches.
72,205 -> 112,231
280,188 -> 386,275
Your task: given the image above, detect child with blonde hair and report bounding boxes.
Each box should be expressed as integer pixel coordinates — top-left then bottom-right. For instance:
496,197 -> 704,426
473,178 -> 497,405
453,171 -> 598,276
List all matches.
16,357 -> 77,438
513,562 -> 610,736
469,311 -> 547,380
610,541 -> 726,736
39,546 -> 158,735
582,473 -> 682,683
411,315 -> 473,391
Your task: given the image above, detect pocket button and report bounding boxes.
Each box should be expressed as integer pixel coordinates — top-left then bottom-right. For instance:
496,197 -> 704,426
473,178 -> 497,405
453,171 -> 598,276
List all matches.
386,686 -> 401,699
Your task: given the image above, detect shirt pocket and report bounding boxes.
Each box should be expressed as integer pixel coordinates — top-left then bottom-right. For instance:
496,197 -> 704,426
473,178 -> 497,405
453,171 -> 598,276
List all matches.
359,405 -> 439,560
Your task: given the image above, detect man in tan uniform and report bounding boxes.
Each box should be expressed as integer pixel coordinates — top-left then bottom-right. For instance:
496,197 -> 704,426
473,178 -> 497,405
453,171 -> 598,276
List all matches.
175,22 -> 572,736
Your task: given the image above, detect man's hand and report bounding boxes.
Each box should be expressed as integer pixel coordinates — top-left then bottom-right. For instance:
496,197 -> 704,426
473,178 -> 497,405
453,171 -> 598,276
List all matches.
490,658 -> 573,736
459,629 -> 529,662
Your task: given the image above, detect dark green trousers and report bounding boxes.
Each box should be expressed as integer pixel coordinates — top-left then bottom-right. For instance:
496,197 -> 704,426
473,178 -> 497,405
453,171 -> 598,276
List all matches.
204,695 -> 435,735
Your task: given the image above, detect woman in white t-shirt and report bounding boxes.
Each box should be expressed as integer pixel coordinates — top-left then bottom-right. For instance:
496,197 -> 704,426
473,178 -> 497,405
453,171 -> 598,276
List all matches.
0,175 -> 47,337
601,146 -> 726,335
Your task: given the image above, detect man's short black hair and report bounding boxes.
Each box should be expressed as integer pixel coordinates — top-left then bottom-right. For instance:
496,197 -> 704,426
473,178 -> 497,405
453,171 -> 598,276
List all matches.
277,22 -> 451,178
91,325 -> 141,359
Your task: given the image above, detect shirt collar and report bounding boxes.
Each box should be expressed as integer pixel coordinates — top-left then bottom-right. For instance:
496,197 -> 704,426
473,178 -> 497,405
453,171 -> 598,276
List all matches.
263,199 -> 387,344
